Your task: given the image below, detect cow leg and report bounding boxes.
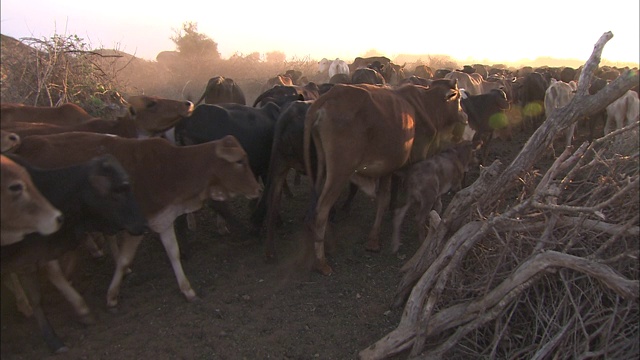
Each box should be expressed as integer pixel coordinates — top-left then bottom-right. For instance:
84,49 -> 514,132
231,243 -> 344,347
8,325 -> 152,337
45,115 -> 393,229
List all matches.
391,202 -> 412,254
106,234 -> 144,309
157,227 -> 198,302
4,273 -> 34,317
264,168 -> 289,262
566,123 -> 576,148
108,234 -> 132,275
43,259 -> 95,325
310,178 -> 349,275
17,271 -> 68,353
365,175 -> 392,252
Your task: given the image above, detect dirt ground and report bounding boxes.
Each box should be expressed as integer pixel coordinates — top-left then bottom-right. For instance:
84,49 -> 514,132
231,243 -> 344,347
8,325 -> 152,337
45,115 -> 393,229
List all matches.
1,126 -> 558,359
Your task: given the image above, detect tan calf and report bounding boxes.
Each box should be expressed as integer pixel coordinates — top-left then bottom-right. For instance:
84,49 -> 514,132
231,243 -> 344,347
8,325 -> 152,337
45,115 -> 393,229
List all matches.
391,140 -> 481,253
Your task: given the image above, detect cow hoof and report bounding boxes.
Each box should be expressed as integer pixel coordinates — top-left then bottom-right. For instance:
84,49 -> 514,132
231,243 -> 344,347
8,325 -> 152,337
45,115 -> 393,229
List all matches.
365,242 -> 381,253
314,261 -> 333,276
187,295 -> 202,303
78,313 -> 97,326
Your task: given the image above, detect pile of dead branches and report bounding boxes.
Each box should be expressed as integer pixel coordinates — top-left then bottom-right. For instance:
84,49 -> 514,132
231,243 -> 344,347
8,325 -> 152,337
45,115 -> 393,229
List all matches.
360,32 -> 639,360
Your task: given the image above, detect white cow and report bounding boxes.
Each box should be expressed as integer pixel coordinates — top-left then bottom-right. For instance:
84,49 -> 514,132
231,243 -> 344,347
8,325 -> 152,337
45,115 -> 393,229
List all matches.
318,58 -> 331,74
605,90 -> 639,135
328,58 -> 350,80
544,79 -> 577,147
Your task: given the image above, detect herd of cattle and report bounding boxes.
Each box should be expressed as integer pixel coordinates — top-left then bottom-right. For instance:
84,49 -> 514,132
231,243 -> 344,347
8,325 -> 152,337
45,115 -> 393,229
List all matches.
1,55 -> 638,353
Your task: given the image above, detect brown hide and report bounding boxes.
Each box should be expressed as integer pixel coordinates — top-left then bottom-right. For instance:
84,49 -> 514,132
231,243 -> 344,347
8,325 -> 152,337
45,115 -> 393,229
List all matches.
5,116 -> 139,138
1,103 -> 93,128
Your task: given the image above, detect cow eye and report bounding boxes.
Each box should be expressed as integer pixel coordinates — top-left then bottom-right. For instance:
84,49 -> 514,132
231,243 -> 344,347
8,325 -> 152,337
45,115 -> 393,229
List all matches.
146,100 -> 157,109
9,182 -> 24,195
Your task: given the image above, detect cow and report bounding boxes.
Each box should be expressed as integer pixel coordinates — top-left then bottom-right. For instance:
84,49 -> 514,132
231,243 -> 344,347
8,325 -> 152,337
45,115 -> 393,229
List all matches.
2,153 -> 147,353
4,116 -> 139,139
262,74 -> 294,93
303,79 -> 467,275
444,70 -> 508,96
175,103 -> 281,186
544,79 -> 577,147
194,76 -> 246,106
1,102 -> 93,128
413,65 -> 434,80
390,140 -> 481,253
328,58 -> 350,80
399,76 -> 432,87
459,88 -> 512,163
512,72 -> 549,132
12,132 -> 262,309
253,83 -> 321,108
349,56 -> 391,74
284,69 -> 304,85
1,129 -> 20,152
172,102 -> 282,239
329,73 -> 351,84
1,155 -> 62,246
250,100 -> 314,261
605,90 -> 639,135
317,58 -> 332,74
126,95 -> 194,136
434,68 -> 452,79
351,68 -> 386,85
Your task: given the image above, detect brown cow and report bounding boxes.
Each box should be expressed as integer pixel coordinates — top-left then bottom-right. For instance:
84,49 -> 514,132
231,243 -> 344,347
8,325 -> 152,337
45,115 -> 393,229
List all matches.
303,80 -> 467,274
1,155 -> 62,246
13,132 -> 261,308
390,140 -> 481,253
194,76 -> 246,106
1,103 -> 93,128
127,95 -> 194,135
1,129 -> 21,152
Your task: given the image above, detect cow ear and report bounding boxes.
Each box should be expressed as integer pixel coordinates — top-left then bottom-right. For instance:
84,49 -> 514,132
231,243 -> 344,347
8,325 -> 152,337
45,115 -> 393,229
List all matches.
215,136 -> 245,163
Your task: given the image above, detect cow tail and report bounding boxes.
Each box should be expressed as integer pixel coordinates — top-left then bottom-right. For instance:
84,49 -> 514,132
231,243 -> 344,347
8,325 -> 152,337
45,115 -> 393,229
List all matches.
303,109 -> 319,221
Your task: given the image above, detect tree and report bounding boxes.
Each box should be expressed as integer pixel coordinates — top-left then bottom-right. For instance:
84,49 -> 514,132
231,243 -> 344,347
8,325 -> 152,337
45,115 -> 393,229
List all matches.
170,21 -> 220,61
266,51 -> 286,63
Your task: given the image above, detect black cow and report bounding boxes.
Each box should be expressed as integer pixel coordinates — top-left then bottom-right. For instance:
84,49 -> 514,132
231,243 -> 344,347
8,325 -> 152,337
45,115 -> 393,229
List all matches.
249,101 -> 357,261
351,68 -> 386,85
514,72 -> 548,132
2,154 -> 147,353
252,83 -> 321,108
195,76 -> 246,106
460,89 -> 512,163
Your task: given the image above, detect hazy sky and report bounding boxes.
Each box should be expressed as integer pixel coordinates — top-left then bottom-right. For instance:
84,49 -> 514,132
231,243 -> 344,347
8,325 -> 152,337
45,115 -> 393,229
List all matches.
1,0 -> 639,65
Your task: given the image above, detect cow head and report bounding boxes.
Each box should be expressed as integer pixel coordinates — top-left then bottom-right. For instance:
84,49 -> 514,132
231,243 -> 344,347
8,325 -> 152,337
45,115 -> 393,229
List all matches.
127,95 -> 194,136
209,135 -> 262,201
1,130 -> 21,153
82,154 -> 147,236
1,155 -> 63,245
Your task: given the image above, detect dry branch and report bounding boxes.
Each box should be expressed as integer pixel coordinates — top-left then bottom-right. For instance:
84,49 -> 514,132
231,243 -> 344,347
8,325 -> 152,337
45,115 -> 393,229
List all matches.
360,32 -> 640,360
